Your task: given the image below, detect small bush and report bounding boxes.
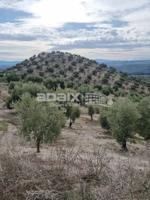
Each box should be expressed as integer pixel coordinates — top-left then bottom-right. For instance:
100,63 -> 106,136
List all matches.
100,111 -> 110,130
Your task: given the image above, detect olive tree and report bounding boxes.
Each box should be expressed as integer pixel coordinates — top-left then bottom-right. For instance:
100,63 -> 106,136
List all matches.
16,94 -> 65,153
138,97 -> 150,140
107,98 -> 140,151
6,82 -> 46,109
88,105 -> 95,120
66,104 -> 80,128
100,109 -> 110,130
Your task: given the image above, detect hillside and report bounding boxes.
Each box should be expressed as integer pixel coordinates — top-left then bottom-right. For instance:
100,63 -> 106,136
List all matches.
5,51 -> 150,96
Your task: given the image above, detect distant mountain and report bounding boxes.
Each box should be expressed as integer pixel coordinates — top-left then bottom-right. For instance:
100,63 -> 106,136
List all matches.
5,51 -> 150,96
0,61 -> 19,70
96,60 -> 150,75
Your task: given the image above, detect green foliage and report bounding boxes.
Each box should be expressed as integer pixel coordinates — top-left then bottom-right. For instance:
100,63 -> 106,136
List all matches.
27,68 -> 33,73
16,94 -> 65,152
113,84 -> 119,92
107,98 -> 140,151
88,105 -> 95,120
8,82 -> 15,91
94,85 -> 102,91
66,104 -> 72,119
109,67 -> 117,73
101,77 -> 109,84
21,73 -> 27,79
39,71 -> 44,77
6,72 -> 20,82
44,78 -> 65,90
0,72 -> 4,77
138,97 -> 150,140
6,82 -> 47,109
70,106 -> 80,122
66,104 -> 80,127
25,75 -> 43,83
100,111 -> 110,130
128,94 -> 143,103
78,84 -> 93,95
102,86 -> 112,96
44,78 -> 56,90
114,80 -> 122,88
66,81 -> 74,88
99,63 -> 107,68
46,67 -> 54,73
0,72 -> 5,82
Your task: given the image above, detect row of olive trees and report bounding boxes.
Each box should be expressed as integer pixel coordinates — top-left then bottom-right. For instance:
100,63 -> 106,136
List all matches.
100,97 -> 150,151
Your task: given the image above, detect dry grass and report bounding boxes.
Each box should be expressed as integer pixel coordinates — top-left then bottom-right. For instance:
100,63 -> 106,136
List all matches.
0,146 -> 149,200
0,109 -> 150,200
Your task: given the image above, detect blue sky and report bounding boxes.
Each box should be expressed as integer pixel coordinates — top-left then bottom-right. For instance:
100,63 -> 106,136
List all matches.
0,0 -> 150,61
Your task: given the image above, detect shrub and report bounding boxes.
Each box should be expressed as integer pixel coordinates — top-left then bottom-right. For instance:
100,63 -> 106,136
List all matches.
68,65 -> 73,71
99,63 -> 107,68
26,75 -> 43,83
27,68 -> 33,73
100,111 -> 110,130
94,85 -> 102,91
114,80 -> 122,87
101,77 -> 109,84
102,86 -> 112,96
66,81 -> 74,88
21,73 -> 27,79
6,72 -> 20,82
39,71 -> 44,77
8,82 -> 15,91
46,67 -> 54,73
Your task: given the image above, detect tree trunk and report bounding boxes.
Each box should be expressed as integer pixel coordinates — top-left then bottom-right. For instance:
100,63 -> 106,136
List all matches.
122,138 -> 128,152
91,114 -> 93,121
36,137 -> 41,153
69,118 -> 72,128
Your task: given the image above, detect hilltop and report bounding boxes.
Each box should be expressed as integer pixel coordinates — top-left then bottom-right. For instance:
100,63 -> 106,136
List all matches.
5,51 -> 150,96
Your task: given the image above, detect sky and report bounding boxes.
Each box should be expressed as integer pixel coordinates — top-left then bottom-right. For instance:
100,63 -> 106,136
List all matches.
0,0 -> 150,61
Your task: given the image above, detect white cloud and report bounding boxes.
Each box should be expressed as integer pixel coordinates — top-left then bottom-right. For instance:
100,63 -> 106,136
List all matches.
0,0 -> 150,60
69,46 -> 150,60
0,40 -> 52,61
